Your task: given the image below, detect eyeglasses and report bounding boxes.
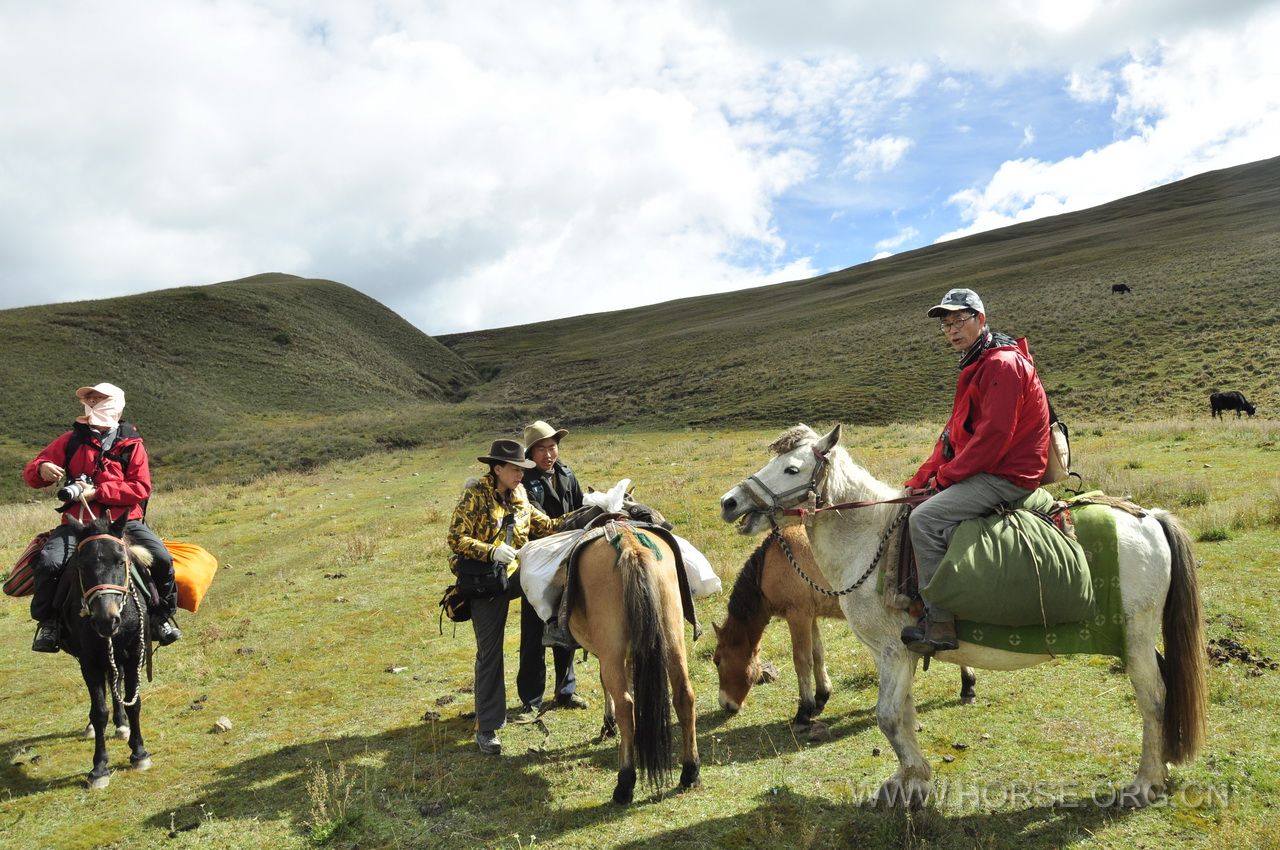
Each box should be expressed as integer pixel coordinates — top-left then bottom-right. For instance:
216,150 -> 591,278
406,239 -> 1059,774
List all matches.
939,313 -> 977,332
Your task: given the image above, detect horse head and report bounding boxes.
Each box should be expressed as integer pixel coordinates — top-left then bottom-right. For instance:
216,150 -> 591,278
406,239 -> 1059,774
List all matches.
710,619 -> 760,713
719,423 -> 841,534
68,513 -> 134,638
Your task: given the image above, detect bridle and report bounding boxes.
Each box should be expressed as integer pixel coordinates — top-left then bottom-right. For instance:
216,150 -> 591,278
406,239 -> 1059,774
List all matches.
736,443 -> 932,598
75,531 -> 145,707
77,532 -> 132,613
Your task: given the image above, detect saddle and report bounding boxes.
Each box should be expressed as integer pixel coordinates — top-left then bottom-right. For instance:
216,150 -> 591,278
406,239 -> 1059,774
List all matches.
560,518 -> 702,639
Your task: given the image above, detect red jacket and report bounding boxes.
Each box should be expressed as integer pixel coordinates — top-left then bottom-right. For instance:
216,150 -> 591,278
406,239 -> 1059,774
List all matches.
24,422 -> 153,524
906,338 -> 1049,491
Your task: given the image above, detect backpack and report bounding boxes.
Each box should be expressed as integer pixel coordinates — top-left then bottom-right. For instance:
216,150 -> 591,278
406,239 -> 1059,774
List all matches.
1042,402 -> 1078,487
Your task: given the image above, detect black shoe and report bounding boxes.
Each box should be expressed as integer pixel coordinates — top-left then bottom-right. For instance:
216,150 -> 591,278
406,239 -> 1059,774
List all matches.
542,621 -> 576,649
556,693 -> 590,710
901,615 -> 957,654
153,618 -> 182,646
32,620 -> 60,653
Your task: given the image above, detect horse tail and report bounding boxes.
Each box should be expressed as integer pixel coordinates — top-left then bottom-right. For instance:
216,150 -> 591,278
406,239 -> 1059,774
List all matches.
1154,510 -> 1207,765
618,526 -> 673,790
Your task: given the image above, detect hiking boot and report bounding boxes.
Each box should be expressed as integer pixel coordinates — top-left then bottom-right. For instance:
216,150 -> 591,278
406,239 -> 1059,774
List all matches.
508,704 -> 539,724
541,620 -> 576,649
32,620 -> 60,653
476,730 -> 502,755
901,613 -> 957,654
556,693 -> 590,710
152,618 -> 182,646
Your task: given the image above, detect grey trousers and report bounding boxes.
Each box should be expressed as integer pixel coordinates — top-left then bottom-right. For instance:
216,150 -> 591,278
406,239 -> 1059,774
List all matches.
469,594 -> 512,734
909,473 -> 1033,620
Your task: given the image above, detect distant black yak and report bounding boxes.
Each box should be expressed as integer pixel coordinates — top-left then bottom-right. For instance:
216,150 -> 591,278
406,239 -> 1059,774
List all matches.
1111,283 -> 1133,294
1210,391 -> 1256,418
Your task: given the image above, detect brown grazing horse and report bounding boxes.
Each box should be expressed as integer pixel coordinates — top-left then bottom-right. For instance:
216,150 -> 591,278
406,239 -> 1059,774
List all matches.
713,527 -> 976,729
569,524 -> 699,804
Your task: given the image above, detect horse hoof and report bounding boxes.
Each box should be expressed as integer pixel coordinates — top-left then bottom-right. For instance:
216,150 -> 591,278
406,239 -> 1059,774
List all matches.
679,761 -> 700,789
131,756 -> 152,771
613,767 -> 637,805
87,773 -> 111,790
960,695 -> 976,706
114,726 -> 130,740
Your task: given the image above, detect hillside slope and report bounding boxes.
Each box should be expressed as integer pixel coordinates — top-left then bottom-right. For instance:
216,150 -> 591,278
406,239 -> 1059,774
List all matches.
0,274 -> 478,471
442,155 -> 1280,427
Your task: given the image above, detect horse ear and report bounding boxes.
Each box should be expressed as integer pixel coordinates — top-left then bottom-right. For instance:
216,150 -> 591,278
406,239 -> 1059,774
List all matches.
816,423 -> 842,454
66,517 -> 86,534
109,512 -> 128,538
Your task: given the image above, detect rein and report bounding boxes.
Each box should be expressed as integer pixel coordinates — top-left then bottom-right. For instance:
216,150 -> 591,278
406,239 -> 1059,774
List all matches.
75,531 -> 146,707
744,443 -> 930,598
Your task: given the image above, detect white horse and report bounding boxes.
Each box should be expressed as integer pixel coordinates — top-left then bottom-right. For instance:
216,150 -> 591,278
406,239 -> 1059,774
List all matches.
719,424 -> 1206,808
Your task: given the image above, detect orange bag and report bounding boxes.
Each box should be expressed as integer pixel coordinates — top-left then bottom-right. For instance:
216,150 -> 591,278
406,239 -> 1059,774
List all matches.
165,539 -> 218,613
4,532 -> 50,597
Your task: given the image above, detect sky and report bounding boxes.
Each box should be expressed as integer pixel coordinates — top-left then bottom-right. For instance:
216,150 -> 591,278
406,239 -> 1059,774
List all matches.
1,1 -> 1277,334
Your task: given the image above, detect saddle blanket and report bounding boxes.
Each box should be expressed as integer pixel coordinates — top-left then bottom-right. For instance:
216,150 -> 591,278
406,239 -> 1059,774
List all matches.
519,529 -> 721,622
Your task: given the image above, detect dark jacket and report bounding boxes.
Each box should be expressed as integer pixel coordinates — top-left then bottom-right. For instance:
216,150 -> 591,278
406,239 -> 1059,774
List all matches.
522,461 -> 584,519
24,421 -> 152,524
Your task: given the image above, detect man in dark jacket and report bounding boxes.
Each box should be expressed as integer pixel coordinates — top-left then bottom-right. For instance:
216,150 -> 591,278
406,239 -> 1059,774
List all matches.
516,420 -> 588,712
23,383 -> 182,652
901,290 -> 1050,654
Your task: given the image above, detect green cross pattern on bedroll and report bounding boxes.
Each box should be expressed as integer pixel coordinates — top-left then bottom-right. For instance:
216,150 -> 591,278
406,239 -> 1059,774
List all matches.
957,502 -> 1126,658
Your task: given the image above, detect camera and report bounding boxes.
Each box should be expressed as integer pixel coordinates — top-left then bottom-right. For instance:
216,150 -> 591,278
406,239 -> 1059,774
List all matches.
57,474 -> 93,502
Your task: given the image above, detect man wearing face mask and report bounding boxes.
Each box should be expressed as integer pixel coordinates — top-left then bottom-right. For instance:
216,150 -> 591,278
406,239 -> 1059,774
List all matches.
23,383 -> 182,652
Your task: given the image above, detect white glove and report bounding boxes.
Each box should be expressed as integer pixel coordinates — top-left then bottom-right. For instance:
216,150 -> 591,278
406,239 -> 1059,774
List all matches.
492,543 -> 518,565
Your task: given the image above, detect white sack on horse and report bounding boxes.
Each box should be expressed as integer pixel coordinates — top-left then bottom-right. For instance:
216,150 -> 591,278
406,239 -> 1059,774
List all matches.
519,529 -> 721,621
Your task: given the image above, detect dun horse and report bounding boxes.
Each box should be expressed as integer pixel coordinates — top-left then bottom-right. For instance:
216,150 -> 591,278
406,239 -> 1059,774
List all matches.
713,526 -> 976,730
720,424 -> 1206,808
569,525 -> 699,804
58,513 -> 154,788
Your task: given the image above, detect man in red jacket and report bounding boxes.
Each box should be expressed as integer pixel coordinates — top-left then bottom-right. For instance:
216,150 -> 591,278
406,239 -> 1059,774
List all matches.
901,289 -> 1050,653
24,383 -> 182,652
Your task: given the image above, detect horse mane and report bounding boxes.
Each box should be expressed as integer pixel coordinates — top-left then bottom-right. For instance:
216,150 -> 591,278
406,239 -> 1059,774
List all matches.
129,543 -> 154,569
726,535 -> 773,625
769,424 -> 819,455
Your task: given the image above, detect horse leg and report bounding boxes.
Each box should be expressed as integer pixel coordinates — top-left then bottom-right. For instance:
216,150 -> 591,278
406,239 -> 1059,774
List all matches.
786,613 -> 819,728
811,617 -> 832,715
598,654 -> 636,804
80,660 -> 112,789
872,644 -> 931,808
123,656 -> 150,770
597,687 -> 618,741
665,628 -> 699,789
1122,611 -> 1168,807
111,691 -> 130,740
959,666 -> 977,705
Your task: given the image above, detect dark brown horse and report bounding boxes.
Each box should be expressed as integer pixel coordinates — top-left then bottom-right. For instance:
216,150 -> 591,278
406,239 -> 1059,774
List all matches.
713,526 -> 976,729
569,524 -> 699,804
59,513 -> 153,788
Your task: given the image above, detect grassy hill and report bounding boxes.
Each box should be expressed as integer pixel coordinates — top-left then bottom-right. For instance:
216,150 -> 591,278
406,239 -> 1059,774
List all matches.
442,155 -> 1280,429
0,274 -> 481,500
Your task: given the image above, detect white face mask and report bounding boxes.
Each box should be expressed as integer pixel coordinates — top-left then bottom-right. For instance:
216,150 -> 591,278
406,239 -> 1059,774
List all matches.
84,396 -> 124,429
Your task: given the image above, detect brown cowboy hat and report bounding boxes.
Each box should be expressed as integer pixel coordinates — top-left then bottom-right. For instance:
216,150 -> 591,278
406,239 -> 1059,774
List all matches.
478,439 -> 536,468
522,420 -> 568,451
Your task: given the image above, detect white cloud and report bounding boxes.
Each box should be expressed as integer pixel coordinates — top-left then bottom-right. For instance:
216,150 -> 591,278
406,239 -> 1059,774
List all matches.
938,4 -> 1280,242
840,136 -> 914,178
873,227 -> 921,254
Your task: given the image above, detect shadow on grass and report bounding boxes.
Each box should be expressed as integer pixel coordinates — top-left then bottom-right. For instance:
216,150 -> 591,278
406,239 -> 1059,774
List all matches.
611,785 -> 1135,850
139,716 -> 643,843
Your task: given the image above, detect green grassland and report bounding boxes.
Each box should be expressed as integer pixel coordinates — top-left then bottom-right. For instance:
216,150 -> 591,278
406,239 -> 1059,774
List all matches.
2,420 -> 1278,849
